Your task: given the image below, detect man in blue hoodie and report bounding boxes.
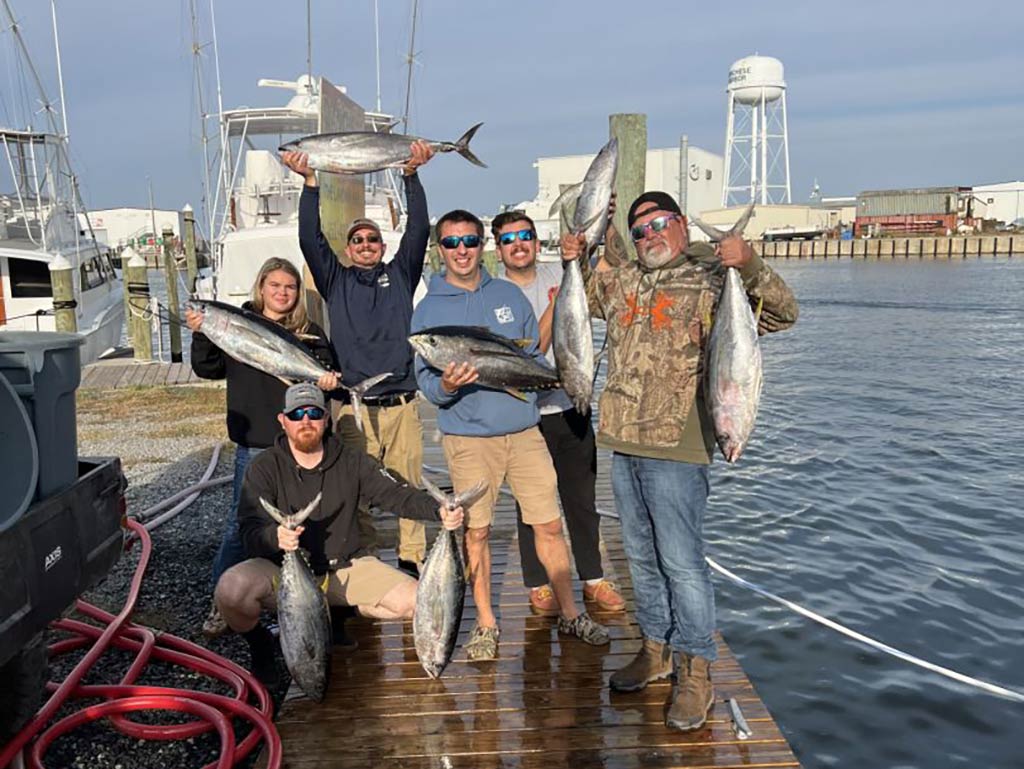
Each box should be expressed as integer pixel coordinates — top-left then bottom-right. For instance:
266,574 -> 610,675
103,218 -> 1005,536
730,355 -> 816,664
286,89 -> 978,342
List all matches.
282,144 -> 434,578
411,209 -> 609,661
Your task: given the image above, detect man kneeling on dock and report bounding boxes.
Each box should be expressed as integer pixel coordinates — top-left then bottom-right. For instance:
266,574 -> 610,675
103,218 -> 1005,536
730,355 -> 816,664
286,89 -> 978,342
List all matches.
214,382 -> 463,687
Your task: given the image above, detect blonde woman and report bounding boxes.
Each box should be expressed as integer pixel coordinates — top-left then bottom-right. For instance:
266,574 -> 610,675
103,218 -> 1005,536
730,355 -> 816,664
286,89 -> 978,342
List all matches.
185,257 -> 337,637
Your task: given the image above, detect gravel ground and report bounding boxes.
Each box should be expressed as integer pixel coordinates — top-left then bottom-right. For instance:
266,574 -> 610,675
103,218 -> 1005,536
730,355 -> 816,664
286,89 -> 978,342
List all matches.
41,384 -> 283,769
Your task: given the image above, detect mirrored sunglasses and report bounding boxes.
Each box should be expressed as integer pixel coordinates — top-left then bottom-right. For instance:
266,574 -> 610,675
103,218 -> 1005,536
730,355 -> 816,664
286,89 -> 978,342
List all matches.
498,229 -> 535,246
349,233 -> 382,245
630,214 -> 679,242
439,234 -> 482,249
284,406 -> 326,421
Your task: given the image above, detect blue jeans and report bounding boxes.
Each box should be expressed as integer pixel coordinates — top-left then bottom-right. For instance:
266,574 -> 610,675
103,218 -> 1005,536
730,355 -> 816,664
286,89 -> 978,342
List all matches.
211,444 -> 264,587
611,452 -> 717,660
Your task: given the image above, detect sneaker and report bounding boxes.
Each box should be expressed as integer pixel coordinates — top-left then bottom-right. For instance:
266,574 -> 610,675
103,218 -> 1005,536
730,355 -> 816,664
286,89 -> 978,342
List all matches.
557,611 -> 609,646
398,559 -> 420,579
529,585 -> 560,617
583,579 -> 626,612
201,600 -> 229,638
464,624 -> 500,661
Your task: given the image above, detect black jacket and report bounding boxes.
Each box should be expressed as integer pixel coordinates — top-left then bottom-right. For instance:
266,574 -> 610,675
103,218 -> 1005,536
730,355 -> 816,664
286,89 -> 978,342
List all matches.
190,302 -> 335,448
298,173 -> 428,398
237,432 -> 439,572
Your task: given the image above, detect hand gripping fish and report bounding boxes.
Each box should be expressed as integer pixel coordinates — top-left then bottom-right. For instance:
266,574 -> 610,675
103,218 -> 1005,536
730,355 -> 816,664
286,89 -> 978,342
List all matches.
690,203 -> 763,462
413,478 -> 488,679
259,492 -> 332,701
186,299 -> 388,432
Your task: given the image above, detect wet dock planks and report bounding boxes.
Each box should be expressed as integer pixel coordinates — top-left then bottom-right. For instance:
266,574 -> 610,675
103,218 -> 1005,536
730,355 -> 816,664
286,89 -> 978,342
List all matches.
267,406 -> 801,769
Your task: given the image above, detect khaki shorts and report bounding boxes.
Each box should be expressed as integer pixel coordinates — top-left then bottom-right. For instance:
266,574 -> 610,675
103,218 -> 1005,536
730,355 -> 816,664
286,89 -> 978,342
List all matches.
442,427 -> 559,529
225,555 -> 413,610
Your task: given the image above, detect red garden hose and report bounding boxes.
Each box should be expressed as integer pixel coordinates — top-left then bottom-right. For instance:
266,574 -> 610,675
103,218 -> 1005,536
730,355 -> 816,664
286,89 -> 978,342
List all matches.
0,519 -> 282,769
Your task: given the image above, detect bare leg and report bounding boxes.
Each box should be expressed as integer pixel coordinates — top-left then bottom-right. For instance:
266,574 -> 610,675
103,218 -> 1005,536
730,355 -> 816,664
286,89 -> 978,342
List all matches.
215,564 -> 274,633
357,579 -> 418,620
465,525 -> 496,628
532,519 -> 580,620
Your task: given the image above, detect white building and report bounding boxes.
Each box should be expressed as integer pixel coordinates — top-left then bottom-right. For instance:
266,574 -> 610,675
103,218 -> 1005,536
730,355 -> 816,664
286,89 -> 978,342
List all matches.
972,181 -> 1024,225
517,144 -> 723,244
77,207 -> 183,249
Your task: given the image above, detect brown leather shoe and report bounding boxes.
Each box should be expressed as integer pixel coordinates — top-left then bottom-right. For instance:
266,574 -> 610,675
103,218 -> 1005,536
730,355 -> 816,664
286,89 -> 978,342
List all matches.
583,579 -> 626,612
529,585 -> 560,617
666,654 -> 714,732
609,638 -> 674,692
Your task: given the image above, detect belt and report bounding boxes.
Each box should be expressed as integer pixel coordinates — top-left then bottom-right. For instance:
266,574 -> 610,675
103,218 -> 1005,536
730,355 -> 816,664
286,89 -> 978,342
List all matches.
360,391 -> 417,408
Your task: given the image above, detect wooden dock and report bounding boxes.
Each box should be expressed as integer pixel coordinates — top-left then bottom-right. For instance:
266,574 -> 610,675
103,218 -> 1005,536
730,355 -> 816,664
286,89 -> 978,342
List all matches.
80,359 -> 208,389
268,407 -> 801,769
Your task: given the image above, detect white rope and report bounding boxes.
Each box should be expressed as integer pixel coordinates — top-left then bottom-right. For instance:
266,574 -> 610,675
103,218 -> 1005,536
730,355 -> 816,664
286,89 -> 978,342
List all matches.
421,462 -> 1024,703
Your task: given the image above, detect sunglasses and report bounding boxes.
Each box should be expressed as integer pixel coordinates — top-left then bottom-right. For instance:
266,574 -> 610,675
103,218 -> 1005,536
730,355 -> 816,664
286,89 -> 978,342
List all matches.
349,233 -> 381,245
284,406 -> 326,421
630,214 -> 679,242
439,234 -> 482,249
497,229 -> 535,246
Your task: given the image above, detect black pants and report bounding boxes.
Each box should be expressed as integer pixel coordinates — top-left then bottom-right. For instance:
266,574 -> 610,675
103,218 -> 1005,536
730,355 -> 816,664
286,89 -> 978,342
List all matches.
517,407 -> 603,588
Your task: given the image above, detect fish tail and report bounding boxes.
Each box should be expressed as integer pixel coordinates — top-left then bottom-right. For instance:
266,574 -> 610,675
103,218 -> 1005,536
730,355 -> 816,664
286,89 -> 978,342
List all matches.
454,122 -> 486,167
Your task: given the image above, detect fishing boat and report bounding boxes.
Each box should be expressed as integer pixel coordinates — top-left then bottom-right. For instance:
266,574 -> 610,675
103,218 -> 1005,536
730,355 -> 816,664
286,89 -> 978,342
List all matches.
0,2 -> 124,366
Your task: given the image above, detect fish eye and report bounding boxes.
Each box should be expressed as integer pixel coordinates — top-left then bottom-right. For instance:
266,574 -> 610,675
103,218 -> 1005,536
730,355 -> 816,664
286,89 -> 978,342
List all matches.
426,336 -> 436,345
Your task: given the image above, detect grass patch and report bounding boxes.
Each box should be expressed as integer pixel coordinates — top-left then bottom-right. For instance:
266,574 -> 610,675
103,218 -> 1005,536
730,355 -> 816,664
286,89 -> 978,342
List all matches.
79,385 -> 225,423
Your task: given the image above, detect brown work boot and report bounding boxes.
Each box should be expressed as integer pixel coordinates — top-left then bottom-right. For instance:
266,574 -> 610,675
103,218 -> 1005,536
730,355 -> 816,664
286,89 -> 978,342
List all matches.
609,638 -> 674,692
583,579 -> 626,612
666,654 -> 714,732
529,585 -> 560,617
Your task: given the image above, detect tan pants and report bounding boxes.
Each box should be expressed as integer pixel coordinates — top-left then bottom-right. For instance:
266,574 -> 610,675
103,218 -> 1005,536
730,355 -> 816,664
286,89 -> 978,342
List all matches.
334,398 -> 426,563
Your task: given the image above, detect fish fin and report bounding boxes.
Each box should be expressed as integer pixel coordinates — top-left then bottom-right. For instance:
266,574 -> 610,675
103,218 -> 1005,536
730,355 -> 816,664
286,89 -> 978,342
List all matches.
276,376 -> 295,386
421,477 -> 452,507
573,210 -> 604,237
753,296 -> 764,322
291,492 -> 323,527
504,387 -> 529,402
548,182 -> 583,217
454,480 -> 488,510
692,202 -> 756,242
320,574 -> 330,593
295,332 -> 320,341
454,122 -> 486,167
259,497 -> 288,527
346,372 -> 391,435
271,574 -> 279,592
511,338 -> 534,349
467,347 -> 528,359
728,202 -> 757,237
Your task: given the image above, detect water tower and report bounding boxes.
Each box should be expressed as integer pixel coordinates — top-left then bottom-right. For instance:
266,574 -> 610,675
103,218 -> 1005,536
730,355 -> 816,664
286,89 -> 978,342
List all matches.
721,55 -> 791,207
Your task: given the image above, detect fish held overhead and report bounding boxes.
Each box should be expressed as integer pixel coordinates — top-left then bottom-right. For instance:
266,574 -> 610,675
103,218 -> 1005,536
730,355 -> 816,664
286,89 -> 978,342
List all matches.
279,123 -> 486,175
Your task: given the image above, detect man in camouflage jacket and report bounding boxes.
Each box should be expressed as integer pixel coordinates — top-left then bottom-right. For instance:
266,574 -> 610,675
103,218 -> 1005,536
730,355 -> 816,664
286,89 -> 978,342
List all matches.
561,191 -> 798,732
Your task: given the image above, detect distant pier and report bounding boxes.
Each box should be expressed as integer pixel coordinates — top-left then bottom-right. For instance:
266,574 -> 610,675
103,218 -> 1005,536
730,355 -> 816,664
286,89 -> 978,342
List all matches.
756,234 -> 1018,259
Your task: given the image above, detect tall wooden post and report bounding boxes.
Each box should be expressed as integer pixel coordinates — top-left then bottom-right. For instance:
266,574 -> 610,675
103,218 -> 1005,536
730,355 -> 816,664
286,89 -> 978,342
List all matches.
124,248 -> 152,361
609,113 -> 647,263
182,203 -> 198,290
49,255 -> 77,333
161,227 -> 183,363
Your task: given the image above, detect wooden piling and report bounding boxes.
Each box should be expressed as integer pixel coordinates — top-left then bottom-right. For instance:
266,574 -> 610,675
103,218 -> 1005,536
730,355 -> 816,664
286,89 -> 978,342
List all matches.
161,228 -> 183,363
182,204 -> 198,289
124,248 -> 152,360
609,113 -> 647,263
49,255 -> 77,333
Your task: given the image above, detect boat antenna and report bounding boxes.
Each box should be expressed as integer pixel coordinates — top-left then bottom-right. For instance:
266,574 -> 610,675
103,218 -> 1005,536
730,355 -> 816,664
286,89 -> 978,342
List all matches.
306,0 -> 313,94
373,0 -> 382,113
188,0 -> 215,246
401,0 -> 419,134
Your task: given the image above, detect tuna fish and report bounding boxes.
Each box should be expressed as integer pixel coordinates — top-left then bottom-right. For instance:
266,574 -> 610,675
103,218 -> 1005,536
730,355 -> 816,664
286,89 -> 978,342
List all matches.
414,478 -> 488,679
279,124 -> 486,175
186,299 -> 388,432
408,326 -> 560,399
259,493 -> 331,702
691,204 -> 762,462
549,139 -> 617,413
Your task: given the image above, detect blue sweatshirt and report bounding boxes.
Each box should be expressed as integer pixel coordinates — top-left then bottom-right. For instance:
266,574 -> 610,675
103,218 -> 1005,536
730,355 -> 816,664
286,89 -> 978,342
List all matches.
298,174 -> 428,397
412,268 -> 544,437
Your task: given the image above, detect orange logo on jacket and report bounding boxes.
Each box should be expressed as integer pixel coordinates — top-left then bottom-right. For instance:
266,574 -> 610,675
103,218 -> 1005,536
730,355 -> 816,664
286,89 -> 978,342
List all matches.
619,292 -> 675,330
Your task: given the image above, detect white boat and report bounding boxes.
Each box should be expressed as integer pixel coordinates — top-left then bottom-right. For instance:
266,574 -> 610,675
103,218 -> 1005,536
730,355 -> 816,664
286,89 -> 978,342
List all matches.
0,3 -> 124,366
197,75 -> 422,308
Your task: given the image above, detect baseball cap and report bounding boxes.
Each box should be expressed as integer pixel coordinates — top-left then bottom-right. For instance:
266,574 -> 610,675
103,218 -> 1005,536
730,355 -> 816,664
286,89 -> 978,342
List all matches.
346,218 -> 383,242
627,191 -> 684,228
283,382 -> 325,414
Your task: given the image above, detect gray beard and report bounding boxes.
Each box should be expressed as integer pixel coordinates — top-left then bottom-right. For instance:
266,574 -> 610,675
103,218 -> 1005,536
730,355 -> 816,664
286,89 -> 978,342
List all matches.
638,243 -> 675,270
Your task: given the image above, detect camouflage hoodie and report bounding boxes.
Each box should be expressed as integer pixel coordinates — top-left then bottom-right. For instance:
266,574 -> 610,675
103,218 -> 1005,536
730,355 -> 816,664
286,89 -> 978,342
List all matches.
584,241 -> 798,464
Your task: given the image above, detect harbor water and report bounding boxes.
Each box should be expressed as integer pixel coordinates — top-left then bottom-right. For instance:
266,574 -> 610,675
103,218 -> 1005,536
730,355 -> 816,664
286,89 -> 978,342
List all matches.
698,257 -> 1023,767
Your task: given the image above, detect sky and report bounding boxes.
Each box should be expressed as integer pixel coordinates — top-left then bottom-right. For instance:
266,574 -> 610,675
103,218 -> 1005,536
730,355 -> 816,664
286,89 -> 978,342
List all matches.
3,0 -> 1023,228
